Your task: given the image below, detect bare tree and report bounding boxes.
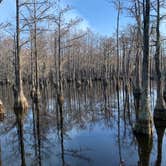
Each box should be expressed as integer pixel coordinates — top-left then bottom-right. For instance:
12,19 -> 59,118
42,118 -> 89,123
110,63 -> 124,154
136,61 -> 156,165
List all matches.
134,0 -> 153,135
0,0 -> 5,116
154,0 -> 166,119
14,0 -> 28,114
113,0 -> 122,82
129,0 -> 142,99
50,0 -> 81,106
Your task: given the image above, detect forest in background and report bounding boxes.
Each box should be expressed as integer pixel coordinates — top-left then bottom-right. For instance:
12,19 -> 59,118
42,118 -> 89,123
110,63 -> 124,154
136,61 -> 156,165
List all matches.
0,0 -> 165,138
0,0 -> 166,165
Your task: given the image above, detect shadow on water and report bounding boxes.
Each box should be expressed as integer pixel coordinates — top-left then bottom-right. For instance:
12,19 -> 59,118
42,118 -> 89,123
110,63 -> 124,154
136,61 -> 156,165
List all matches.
59,104 -> 65,166
31,99 -> 42,166
154,119 -> 166,166
15,109 -> 27,166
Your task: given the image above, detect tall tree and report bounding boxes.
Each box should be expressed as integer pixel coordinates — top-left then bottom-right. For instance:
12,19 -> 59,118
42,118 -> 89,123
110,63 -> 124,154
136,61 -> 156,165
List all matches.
21,0 -> 51,101
114,0 -> 122,81
51,0 -> 81,106
130,0 -> 142,99
14,0 -> 28,113
0,0 -> 4,116
134,0 -> 153,135
154,0 -> 166,119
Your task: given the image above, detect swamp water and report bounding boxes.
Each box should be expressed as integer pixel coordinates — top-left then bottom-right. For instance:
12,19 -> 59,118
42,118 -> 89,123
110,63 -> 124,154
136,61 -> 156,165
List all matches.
0,82 -> 165,166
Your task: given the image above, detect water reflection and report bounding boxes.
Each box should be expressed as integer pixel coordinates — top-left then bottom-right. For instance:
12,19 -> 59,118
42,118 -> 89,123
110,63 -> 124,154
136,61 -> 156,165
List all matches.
135,133 -> 153,166
0,82 -> 164,165
35,101 -> 42,166
15,110 -> 27,166
0,143 -> 2,166
154,119 -> 166,166
59,105 -> 65,166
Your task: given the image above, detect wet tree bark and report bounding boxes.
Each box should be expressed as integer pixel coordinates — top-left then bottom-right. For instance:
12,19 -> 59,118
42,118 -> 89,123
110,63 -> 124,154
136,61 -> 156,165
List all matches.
135,133 -> 153,166
154,119 -> 166,166
154,0 -> 166,120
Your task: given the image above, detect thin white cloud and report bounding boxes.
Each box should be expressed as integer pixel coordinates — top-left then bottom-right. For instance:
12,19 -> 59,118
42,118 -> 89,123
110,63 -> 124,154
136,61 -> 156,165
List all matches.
64,9 -> 91,31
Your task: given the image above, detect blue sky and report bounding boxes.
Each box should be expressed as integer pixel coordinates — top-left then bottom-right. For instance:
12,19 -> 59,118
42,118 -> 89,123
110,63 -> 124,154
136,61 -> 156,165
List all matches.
0,0 -> 14,22
0,0 -> 165,36
0,0 -> 133,36
64,0 -> 133,35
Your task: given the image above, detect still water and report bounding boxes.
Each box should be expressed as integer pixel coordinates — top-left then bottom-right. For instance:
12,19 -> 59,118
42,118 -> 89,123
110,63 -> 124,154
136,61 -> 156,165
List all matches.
0,82 -> 165,166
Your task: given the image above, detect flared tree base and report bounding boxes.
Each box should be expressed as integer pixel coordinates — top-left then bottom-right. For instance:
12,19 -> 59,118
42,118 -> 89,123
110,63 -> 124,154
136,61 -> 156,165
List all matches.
76,80 -> 81,88
133,88 -> 141,100
57,93 -> 64,106
14,93 -> 28,121
154,108 -> 166,121
0,99 -> 5,120
163,91 -> 166,103
0,100 -> 5,113
133,119 -> 153,136
33,90 -> 41,104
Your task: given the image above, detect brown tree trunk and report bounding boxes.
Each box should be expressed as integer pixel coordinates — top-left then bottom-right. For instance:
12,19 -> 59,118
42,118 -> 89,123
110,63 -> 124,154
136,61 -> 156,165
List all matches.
0,99 -> 4,120
154,0 -> 166,120
33,0 -> 40,103
14,0 -> 28,113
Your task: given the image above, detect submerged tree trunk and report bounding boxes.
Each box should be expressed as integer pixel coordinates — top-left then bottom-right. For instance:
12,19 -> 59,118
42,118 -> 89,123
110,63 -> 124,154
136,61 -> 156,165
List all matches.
14,0 -> 28,113
134,0 -> 153,135
154,0 -> 166,120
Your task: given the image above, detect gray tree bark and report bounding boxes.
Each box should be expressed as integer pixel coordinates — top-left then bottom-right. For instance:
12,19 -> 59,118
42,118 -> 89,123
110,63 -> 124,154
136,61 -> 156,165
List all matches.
154,0 -> 166,120
134,0 -> 153,135
14,0 -> 28,113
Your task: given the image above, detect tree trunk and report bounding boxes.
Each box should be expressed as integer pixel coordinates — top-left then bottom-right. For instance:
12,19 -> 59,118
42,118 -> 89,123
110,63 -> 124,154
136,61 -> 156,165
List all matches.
0,99 -> 4,120
134,0 -> 153,135
33,0 -> 40,103
14,0 -> 28,113
154,0 -> 166,120
164,74 -> 166,102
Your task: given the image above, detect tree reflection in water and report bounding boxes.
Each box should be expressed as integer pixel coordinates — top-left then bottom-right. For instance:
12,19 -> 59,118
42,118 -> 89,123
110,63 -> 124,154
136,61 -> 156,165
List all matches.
135,133 -> 153,166
0,83 -> 166,165
154,119 -> 166,166
15,109 -> 27,166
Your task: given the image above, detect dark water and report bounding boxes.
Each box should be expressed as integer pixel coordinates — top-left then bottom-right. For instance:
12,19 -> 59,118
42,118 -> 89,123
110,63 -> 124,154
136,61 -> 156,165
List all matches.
0,82 -> 165,166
